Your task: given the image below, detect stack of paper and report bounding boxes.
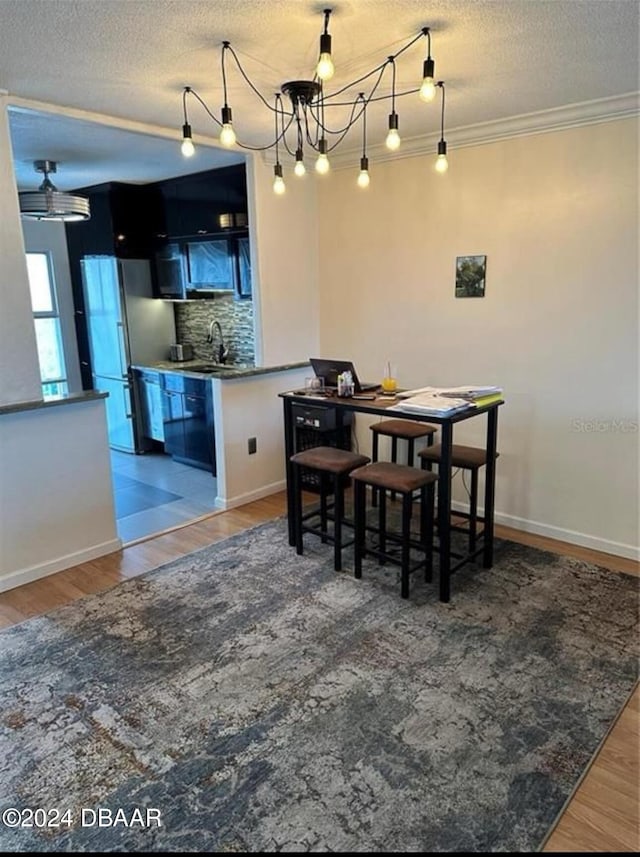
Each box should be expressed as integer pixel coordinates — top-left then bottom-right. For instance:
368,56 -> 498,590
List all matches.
388,393 -> 474,416
398,385 -> 502,400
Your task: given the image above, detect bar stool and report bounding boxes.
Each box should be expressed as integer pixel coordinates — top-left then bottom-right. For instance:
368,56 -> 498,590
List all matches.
418,444 -> 499,555
290,446 -> 370,571
350,461 -> 438,599
369,419 -> 438,504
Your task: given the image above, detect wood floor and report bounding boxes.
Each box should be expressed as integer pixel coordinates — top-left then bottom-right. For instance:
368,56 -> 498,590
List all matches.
0,492 -> 637,852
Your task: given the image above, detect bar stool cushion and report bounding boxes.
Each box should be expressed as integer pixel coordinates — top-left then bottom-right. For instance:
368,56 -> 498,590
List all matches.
370,419 -> 438,440
290,446 -> 370,475
351,461 -> 438,493
418,443 -> 499,470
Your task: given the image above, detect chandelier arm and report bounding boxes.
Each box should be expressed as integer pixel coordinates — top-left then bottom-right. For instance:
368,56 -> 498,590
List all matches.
323,28 -> 425,101
322,57 -> 388,100
390,57 -> 397,113
359,93 -> 367,159
225,44 -> 280,112
182,87 -> 191,124
307,64 -> 386,136
186,88 -> 222,128
303,107 -> 321,150
187,86 -> 296,151
277,94 -> 298,158
320,86 -> 421,108
221,42 -> 230,106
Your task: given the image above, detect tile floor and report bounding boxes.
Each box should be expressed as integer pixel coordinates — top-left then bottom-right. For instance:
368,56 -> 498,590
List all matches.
110,450 -> 218,543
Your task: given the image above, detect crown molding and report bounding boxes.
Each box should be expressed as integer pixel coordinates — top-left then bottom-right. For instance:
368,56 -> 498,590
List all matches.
263,92 -> 639,167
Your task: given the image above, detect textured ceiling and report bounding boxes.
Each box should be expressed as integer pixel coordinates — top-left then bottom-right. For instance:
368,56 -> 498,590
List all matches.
1,0 -> 638,190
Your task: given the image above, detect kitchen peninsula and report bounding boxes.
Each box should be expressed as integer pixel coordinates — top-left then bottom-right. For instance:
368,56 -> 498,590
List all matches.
132,360 -> 309,511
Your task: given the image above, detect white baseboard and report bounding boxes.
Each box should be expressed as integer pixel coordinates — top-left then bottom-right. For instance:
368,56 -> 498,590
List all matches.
0,538 -> 123,594
216,479 -> 286,512
451,500 -> 640,561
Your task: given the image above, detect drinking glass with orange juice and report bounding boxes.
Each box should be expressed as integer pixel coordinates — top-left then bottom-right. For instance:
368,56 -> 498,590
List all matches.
381,362 -> 397,393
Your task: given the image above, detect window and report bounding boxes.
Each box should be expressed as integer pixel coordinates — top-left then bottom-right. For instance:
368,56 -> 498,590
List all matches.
26,252 -> 68,397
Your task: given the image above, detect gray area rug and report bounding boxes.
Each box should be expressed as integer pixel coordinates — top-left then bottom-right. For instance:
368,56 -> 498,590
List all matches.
0,518 -> 637,852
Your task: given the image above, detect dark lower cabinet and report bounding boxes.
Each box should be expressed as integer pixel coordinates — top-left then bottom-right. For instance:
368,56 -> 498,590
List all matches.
161,374 -> 215,474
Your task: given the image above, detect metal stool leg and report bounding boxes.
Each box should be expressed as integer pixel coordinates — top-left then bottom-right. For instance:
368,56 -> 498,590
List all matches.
423,483 -> 435,582
333,474 -> 344,571
379,488 -> 387,564
390,437 -> 398,501
469,468 -> 478,553
319,472 -> 329,543
371,432 -> 380,507
354,480 -> 366,579
401,492 -> 412,599
293,464 -> 304,556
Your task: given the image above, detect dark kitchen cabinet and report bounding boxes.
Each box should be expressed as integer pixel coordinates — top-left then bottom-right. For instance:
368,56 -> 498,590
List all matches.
161,373 -> 216,474
184,239 -> 235,291
66,182 -> 162,259
153,236 -> 250,299
156,164 -> 248,239
155,242 -> 187,299
235,235 -> 252,298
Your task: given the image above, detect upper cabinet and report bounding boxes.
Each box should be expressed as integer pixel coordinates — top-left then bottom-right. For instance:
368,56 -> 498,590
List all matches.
65,181 -> 162,259
155,164 -> 248,241
151,164 -> 251,300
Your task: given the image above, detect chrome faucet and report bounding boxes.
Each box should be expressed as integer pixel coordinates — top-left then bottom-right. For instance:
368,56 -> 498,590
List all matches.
206,319 -> 229,365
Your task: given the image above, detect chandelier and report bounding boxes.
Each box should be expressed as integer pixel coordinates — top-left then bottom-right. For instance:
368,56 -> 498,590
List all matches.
179,8 -> 449,194
19,160 -> 91,222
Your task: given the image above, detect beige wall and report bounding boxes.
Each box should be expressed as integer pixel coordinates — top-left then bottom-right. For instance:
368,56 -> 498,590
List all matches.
317,118 -> 639,557
0,398 -> 120,591
0,96 -> 42,405
248,154 -> 320,366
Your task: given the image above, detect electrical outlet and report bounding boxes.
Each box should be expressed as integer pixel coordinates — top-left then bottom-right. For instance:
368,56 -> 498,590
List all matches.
248,437 -> 257,455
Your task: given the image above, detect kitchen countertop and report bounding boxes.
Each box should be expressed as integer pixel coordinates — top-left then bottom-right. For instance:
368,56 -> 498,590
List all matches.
133,360 -> 310,380
0,390 -> 108,417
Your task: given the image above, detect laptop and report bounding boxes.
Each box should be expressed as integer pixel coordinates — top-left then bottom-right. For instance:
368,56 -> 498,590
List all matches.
309,358 -> 379,393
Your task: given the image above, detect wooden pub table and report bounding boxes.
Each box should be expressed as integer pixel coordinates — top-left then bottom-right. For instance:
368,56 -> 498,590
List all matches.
279,388 -> 503,602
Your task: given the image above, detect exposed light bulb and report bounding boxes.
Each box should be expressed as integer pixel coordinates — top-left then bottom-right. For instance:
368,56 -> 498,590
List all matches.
386,113 -> 400,151
316,139 -> 330,174
317,52 -> 335,81
435,139 -> 448,173
419,78 -> 436,102
357,156 -> 370,188
294,149 -> 306,177
220,123 -> 236,147
386,128 -> 401,151
420,56 -> 436,102
317,29 -> 334,80
273,164 -> 286,194
220,106 -> 236,147
435,153 -> 449,173
316,153 -> 330,175
181,123 -> 195,157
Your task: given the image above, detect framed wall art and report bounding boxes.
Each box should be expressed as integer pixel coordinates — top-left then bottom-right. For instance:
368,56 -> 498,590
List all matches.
455,255 -> 487,298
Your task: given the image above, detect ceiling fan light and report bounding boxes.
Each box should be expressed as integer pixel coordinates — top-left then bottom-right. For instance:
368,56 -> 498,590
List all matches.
19,160 -> 90,222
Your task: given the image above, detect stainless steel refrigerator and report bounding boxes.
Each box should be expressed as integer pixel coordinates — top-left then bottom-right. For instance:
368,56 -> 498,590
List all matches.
81,256 -> 176,452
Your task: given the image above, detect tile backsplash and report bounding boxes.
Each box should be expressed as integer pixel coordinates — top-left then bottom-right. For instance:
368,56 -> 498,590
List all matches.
174,297 -> 255,365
